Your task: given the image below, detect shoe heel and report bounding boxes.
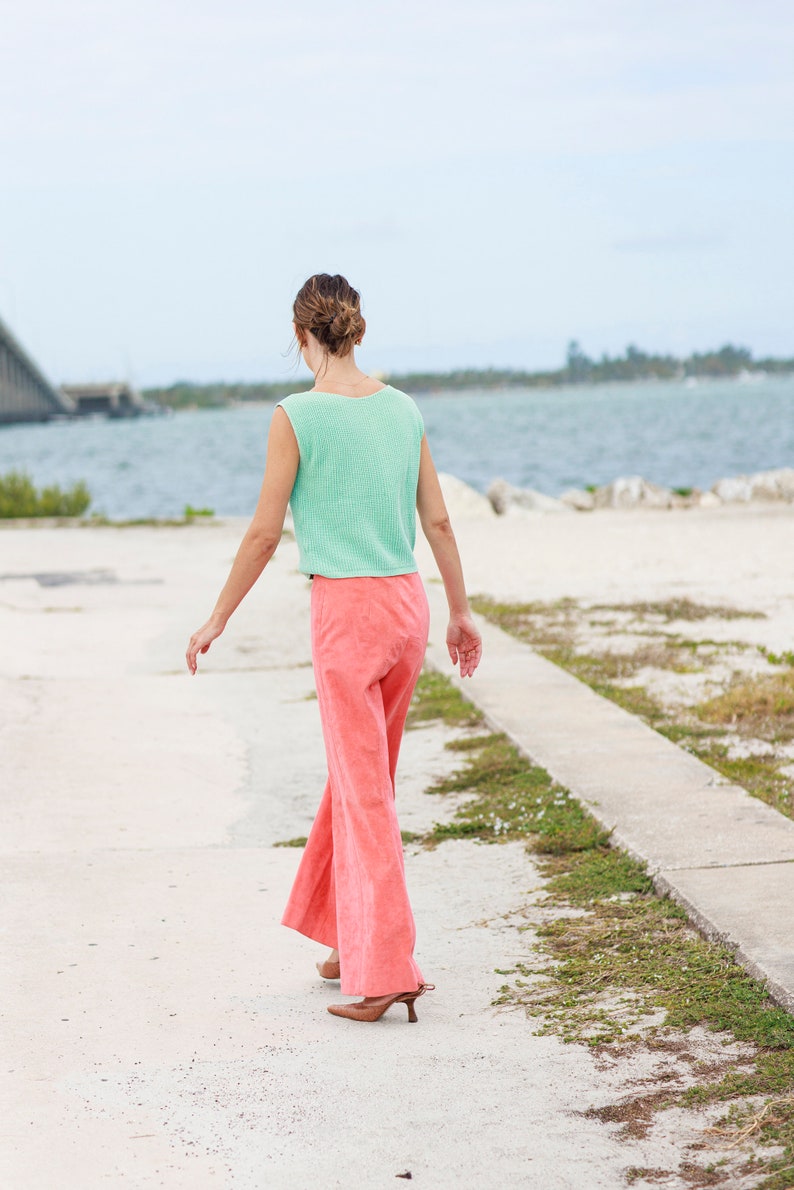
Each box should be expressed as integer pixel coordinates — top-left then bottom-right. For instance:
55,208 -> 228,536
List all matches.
404,982 -> 435,1022
405,996 -> 419,1023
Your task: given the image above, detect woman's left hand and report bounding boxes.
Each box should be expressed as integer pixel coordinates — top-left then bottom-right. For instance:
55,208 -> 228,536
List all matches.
447,614 -> 482,678
186,615 -> 225,675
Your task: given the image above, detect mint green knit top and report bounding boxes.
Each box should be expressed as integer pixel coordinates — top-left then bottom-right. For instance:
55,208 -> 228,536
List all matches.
277,385 -> 424,578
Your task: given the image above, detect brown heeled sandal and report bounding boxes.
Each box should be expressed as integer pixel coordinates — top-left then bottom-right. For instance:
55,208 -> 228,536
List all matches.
316,958 -> 341,980
327,983 -> 435,1023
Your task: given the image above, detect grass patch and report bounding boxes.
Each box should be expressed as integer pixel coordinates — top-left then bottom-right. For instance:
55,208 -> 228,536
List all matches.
406,669 -> 484,730
519,865 -> 794,1186
411,668 -> 794,1187
543,646 -> 669,723
688,743 -> 793,818
759,647 -> 794,669
656,721 -> 727,744
84,514 -> 206,527
425,732 -> 609,853
470,595 -> 766,638
617,640 -> 704,674
697,672 -> 794,742
468,596 -> 579,649
400,830 -> 423,845
472,596 -> 794,823
539,847 -> 654,904
470,596 -> 726,684
512,866 -> 794,1047
0,470 -> 91,518
590,598 -> 767,623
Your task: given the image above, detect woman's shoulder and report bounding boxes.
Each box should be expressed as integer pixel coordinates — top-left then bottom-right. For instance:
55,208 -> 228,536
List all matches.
386,385 -> 424,424
377,383 -> 417,404
277,390 -> 328,425
277,388 -> 315,408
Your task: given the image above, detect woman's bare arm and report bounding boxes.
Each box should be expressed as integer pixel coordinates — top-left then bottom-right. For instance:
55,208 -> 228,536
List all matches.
186,407 -> 299,674
416,435 -> 482,678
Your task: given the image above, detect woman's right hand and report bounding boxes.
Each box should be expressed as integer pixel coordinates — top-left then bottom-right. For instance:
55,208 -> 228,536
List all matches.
186,614 -> 225,675
446,614 -> 482,678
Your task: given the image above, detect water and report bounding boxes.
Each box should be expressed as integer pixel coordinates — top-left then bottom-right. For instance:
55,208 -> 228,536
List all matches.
0,375 -> 792,519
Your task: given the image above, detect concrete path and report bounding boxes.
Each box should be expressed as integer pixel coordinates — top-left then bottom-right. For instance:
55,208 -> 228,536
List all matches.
2,522 -> 733,1190
424,583 -> 794,1013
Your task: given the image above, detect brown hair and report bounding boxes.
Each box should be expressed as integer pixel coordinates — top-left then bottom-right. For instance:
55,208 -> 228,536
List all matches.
293,273 -> 366,357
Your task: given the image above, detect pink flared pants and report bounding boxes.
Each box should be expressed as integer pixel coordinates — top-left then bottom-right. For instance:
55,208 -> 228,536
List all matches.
281,572 -> 430,996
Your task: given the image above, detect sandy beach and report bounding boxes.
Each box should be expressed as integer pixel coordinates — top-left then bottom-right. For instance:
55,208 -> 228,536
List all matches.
2,499 -> 793,1188
425,489 -> 794,622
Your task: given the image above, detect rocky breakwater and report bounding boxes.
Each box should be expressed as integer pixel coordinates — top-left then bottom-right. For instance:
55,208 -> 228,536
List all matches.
486,467 -> 794,514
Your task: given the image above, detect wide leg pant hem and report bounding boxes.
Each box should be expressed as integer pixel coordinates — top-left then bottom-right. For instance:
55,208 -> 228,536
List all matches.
280,915 -> 338,953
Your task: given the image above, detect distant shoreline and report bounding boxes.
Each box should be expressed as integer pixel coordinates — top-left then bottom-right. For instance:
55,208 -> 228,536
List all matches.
142,345 -> 794,410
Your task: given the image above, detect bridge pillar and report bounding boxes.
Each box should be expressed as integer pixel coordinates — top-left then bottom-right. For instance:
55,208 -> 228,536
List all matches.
0,315 -> 74,424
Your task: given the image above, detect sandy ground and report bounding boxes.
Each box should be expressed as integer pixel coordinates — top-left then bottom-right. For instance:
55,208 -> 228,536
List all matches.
424,494 -> 794,791
422,493 -> 794,629
2,506 -> 792,1188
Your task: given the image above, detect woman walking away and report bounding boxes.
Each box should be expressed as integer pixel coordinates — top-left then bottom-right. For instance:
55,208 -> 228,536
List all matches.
186,273 -> 482,1023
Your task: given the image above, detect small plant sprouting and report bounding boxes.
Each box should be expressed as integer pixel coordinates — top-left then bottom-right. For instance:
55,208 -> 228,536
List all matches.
759,645 -> 794,668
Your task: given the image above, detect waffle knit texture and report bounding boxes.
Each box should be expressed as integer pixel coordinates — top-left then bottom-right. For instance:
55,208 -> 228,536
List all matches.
277,385 -> 424,578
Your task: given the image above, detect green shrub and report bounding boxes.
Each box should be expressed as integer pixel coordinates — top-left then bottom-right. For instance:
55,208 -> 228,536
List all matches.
0,471 -> 91,518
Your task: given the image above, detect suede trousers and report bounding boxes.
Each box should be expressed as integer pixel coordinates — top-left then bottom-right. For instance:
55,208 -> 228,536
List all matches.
281,572 -> 429,996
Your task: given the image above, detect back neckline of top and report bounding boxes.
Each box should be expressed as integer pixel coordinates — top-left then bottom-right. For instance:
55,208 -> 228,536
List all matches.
306,384 -> 393,400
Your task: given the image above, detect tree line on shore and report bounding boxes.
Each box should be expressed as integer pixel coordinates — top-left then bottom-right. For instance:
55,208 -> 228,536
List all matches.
142,342 -> 794,409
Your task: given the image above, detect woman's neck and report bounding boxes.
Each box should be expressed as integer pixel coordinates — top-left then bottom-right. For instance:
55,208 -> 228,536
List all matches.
301,340 -> 382,394
312,350 -> 371,391
314,365 -> 367,388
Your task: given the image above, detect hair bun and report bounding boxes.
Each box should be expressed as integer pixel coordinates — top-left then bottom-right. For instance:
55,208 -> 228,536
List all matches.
293,273 -> 366,357
331,305 -> 357,335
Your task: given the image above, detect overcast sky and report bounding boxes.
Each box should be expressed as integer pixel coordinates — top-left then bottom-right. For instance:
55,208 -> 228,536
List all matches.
1,0 -> 792,386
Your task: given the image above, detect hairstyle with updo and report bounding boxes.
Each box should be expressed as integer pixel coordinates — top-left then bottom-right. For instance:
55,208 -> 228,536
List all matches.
293,273 -> 366,357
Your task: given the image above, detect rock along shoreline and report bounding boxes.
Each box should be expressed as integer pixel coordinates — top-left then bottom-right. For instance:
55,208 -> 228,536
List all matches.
481,467 -> 794,515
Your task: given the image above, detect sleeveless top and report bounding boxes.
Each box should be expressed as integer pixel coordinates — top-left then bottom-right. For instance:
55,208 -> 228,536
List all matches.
276,385 -> 424,578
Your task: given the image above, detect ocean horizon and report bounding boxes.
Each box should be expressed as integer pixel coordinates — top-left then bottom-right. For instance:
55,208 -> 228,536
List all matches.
0,374 -> 792,520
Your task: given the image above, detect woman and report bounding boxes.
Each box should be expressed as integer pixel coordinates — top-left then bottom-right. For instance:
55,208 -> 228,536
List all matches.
186,273 -> 482,1023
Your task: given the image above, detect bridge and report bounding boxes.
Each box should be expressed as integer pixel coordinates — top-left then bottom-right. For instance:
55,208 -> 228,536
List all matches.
0,315 -> 152,423
0,314 -> 75,424
60,382 -> 148,418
